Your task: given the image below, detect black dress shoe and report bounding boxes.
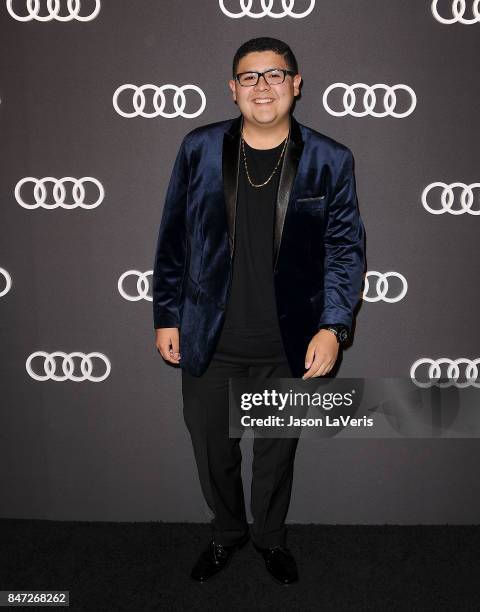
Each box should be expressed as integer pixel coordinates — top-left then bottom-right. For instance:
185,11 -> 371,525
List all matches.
253,542 -> 299,585
190,534 -> 250,582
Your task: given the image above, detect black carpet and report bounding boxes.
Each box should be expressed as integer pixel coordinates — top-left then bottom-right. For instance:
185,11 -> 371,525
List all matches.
1,520 -> 479,611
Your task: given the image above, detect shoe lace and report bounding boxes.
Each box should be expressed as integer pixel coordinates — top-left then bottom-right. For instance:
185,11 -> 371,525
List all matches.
211,541 -> 228,562
265,544 -> 292,557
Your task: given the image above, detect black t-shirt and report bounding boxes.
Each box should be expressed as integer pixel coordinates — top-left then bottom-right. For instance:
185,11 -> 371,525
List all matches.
216,138 -> 287,360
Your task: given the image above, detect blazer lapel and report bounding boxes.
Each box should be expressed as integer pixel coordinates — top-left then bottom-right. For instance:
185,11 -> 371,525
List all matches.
222,114 -> 242,259
273,115 -> 304,270
222,113 -> 304,268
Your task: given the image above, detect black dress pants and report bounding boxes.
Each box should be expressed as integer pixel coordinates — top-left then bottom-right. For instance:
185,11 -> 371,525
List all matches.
181,345 -> 299,548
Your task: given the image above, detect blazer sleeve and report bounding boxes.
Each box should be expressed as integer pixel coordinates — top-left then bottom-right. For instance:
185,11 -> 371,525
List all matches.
152,137 -> 190,329
318,148 -> 366,334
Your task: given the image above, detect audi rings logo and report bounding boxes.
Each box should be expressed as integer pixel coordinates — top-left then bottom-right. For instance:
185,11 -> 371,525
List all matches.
323,83 -> 417,118
118,270 -> 152,302
0,268 -> 12,298
113,84 -> 206,119
422,182 -> 480,215
6,0 -> 101,22
363,271 -> 408,303
431,0 -> 480,24
26,351 -> 111,382
219,0 -> 315,18
410,358 -> 480,388
15,177 -> 104,209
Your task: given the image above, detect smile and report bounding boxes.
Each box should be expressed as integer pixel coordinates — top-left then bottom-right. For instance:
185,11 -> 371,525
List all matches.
253,98 -> 275,104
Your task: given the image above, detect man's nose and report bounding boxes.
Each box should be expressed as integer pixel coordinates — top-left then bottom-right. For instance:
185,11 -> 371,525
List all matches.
253,75 -> 271,90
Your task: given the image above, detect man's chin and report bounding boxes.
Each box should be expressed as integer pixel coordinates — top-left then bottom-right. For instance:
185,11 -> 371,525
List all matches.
247,112 -> 279,126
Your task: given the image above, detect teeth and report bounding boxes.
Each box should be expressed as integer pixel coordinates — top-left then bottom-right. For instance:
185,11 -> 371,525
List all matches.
254,99 -> 273,104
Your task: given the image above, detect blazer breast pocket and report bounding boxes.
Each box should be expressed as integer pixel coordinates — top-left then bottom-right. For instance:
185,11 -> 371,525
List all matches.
295,195 -> 327,215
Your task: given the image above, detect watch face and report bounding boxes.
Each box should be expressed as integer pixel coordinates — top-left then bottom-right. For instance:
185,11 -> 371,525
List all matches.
338,328 -> 348,342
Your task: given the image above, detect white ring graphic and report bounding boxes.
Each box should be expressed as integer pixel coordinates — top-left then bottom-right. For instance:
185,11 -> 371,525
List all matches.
410,358 -> 480,388
0,268 -> 12,297
26,351 -> 111,382
113,84 -> 206,119
422,182 -> 480,215
362,271 -> 408,303
6,0 -> 101,22
431,0 -> 480,24
219,0 -> 315,18
15,177 -> 104,209
323,83 -> 417,118
118,270 -> 153,302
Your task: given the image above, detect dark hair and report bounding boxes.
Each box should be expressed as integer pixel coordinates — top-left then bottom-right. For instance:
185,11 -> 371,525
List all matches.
232,37 -> 298,78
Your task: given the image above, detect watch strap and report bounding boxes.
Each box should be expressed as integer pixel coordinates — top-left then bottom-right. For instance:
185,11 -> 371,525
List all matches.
319,324 -> 349,343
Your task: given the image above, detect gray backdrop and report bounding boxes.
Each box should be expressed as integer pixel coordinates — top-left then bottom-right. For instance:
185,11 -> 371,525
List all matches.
1,0 -> 479,523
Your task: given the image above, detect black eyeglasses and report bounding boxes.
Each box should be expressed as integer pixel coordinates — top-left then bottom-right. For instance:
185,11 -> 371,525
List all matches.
235,68 -> 296,87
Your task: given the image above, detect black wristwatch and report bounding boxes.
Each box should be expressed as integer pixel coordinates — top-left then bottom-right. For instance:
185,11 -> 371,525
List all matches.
319,324 -> 349,344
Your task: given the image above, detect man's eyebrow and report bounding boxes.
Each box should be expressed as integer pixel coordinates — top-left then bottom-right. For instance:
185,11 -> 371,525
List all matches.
238,66 -> 286,73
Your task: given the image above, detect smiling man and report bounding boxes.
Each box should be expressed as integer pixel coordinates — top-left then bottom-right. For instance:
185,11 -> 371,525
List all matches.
153,37 -> 365,585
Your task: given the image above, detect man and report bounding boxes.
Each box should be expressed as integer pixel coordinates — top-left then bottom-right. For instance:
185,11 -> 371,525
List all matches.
153,37 -> 365,585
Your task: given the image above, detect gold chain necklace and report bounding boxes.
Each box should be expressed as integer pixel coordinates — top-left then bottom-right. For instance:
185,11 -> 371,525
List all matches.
241,131 -> 289,188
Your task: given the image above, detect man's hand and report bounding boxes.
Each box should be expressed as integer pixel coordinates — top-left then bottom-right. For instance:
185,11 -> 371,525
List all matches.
302,329 -> 340,379
155,327 -> 181,364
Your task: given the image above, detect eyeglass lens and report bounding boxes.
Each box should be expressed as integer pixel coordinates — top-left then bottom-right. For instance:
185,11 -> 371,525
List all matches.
238,69 -> 285,86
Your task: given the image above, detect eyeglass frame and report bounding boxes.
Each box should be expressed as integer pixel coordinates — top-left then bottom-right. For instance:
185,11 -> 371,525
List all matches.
234,67 -> 297,87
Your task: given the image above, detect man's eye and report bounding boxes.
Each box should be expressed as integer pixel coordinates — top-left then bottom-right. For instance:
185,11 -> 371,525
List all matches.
244,74 -> 255,81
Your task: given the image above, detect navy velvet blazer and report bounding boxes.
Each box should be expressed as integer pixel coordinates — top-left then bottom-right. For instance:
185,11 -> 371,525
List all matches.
153,114 -> 366,377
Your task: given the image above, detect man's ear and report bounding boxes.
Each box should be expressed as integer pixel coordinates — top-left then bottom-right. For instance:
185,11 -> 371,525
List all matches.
293,73 -> 302,97
228,79 -> 237,102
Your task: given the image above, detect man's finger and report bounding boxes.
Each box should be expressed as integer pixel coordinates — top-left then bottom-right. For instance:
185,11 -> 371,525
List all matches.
304,342 -> 316,369
302,355 -> 325,379
310,360 -> 334,378
158,344 -> 180,363
170,335 -> 181,359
